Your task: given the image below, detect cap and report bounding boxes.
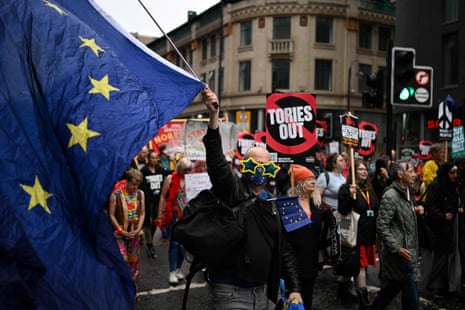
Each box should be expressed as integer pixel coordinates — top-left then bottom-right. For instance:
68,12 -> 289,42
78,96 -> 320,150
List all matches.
289,164 -> 315,185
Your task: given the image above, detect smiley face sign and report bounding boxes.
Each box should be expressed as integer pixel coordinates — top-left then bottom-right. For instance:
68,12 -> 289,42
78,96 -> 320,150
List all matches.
265,93 -> 317,163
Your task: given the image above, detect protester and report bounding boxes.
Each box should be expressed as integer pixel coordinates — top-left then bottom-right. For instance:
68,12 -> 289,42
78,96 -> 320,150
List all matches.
370,161 -> 423,310
316,152 -> 347,211
202,87 -> 302,309
455,156 -> 465,289
158,143 -> 176,173
423,161 -> 463,297
338,160 -> 379,309
157,157 -> 193,285
371,155 -> 391,200
108,168 -> 145,284
140,149 -> 168,258
131,145 -> 149,170
192,159 -> 207,173
421,143 -> 445,202
285,164 -> 323,309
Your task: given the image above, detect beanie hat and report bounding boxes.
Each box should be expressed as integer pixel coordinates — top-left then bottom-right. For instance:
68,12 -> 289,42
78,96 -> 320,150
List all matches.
289,164 -> 315,185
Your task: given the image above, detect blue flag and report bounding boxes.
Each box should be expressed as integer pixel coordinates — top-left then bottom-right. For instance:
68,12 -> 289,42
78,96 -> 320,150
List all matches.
0,0 -> 204,309
275,196 -> 312,232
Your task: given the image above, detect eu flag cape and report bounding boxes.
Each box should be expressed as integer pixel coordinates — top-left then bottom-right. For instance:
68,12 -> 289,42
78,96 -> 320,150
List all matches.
0,0 -> 204,308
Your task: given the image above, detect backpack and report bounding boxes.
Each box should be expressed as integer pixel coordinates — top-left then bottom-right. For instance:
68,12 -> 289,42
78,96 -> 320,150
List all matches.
172,189 -> 256,310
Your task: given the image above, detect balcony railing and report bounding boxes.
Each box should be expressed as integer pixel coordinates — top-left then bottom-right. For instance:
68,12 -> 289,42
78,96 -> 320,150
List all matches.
268,39 -> 294,57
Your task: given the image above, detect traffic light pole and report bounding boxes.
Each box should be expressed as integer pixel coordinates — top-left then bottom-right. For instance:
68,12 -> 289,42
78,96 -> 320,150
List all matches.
386,41 -> 394,158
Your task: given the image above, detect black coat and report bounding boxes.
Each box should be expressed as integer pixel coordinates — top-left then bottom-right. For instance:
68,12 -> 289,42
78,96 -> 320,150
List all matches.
338,183 -> 378,246
285,201 -> 322,279
425,172 -> 459,254
203,127 -> 301,302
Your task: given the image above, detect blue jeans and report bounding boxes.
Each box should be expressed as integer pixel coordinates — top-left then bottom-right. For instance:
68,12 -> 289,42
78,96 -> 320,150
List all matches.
371,265 -> 419,310
211,283 -> 270,310
167,222 -> 184,272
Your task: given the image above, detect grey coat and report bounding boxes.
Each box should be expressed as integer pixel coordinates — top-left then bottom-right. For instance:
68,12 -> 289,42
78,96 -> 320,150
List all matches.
377,181 -> 421,282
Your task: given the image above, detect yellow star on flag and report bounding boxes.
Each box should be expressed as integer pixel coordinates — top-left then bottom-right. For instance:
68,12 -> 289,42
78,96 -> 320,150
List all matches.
88,74 -> 120,100
79,36 -> 105,56
20,176 -> 53,214
43,0 -> 67,15
66,117 -> 101,152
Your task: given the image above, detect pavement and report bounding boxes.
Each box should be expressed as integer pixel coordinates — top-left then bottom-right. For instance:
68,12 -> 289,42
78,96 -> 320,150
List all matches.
134,241 -> 465,310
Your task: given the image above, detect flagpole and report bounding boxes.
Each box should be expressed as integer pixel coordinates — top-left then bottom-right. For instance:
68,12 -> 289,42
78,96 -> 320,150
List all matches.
137,0 -> 199,80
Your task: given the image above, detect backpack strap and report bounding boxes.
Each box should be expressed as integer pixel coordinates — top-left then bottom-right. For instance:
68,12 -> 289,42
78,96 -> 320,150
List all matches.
181,257 -> 206,310
325,171 -> 330,187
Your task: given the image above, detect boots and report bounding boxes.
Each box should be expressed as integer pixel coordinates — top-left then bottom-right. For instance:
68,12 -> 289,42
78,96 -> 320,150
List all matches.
356,287 -> 371,310
337,281 -> 358,305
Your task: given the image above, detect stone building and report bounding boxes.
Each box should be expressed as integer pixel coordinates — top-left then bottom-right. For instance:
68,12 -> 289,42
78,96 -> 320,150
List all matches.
149,0 -> 395,155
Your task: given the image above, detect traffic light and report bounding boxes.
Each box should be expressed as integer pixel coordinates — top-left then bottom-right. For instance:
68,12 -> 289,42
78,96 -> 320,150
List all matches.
391,47 -> 433,107
362,69 -> 384,108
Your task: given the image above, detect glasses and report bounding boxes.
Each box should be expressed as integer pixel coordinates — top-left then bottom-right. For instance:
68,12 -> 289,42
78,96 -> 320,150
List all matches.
240,157 -> 280,177
183,167 -> 192,173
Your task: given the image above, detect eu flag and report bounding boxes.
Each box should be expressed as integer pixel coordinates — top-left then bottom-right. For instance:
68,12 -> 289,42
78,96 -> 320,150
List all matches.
0,0 -> 204,308
274,196 -> 312,232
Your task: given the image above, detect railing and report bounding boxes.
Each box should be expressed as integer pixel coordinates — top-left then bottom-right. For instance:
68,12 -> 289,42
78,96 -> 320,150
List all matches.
268,39 -> 294,56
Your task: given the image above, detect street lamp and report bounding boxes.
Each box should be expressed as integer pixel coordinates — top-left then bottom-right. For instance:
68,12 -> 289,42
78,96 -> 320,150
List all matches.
347,60 -> 357,113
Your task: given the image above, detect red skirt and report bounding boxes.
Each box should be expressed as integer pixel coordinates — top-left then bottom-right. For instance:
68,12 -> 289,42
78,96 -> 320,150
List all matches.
359,244 -> 377,267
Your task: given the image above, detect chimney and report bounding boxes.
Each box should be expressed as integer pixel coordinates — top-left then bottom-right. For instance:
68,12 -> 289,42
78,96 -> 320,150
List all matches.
188,11 -> 197,21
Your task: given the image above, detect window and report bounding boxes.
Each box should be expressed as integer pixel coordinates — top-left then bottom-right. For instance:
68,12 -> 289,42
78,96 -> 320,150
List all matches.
201,39 -> 208,61
442,32 -> 458,85
239,61 -> 251,91
210,35 -> 217,57
272,59 -> 290,90
443,0 -> 459,22
240,21 -> 252,46
208,70 -> 216,92
200,73 -> 207,83
314,59 -> 332,90
273,17 -> 291,39
316,16 -> 333,43
378,26 -> 390,51
359,23 -> 372,49
358,64 -> 372,93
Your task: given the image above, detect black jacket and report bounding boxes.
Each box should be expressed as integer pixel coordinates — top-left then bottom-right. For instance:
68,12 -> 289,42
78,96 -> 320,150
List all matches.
338,183 -> 378,246
203,127 -> 301,302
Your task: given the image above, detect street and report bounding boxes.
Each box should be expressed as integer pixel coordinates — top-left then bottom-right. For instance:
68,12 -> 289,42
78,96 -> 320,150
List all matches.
135,241 -> 465,310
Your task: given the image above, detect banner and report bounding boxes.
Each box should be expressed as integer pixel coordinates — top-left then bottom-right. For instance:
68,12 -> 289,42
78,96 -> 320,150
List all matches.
452,126 -> 465,158
265,93 -> 317,163
417,140 -> 433,161
358,121 -> 378,157
316,120 -> 328,147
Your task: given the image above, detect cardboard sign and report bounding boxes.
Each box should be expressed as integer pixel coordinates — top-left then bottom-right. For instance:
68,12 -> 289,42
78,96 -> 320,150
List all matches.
340,113 -> 359,148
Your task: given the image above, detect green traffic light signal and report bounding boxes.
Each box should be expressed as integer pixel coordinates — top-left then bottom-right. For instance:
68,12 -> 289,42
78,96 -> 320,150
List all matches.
399,86 -> 414,101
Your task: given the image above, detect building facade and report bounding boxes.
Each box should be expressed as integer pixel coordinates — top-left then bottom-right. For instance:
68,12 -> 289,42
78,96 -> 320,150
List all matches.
393,0 -> 464,159
149,0 -> 395,156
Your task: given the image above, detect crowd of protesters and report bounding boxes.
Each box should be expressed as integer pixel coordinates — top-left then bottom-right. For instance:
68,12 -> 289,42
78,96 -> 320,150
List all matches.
106,118 -> 465,309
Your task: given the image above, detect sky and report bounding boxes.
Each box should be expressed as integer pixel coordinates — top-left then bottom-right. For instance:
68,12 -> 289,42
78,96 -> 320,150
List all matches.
94,0 -> 220,37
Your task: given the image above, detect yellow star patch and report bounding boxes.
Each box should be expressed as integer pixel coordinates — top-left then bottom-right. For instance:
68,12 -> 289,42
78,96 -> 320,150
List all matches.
43,0 -> 67,15
20,176 -> 53,214
88,74 -> 120,100
66,117 -> 101,152
79,36 -> 105,56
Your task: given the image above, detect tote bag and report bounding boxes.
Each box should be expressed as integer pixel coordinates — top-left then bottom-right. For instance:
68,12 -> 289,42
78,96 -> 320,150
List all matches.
334,210 -> 360,248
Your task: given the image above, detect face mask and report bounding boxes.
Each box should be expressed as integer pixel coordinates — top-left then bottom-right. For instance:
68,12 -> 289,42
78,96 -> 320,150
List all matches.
240,157 -> 280,185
